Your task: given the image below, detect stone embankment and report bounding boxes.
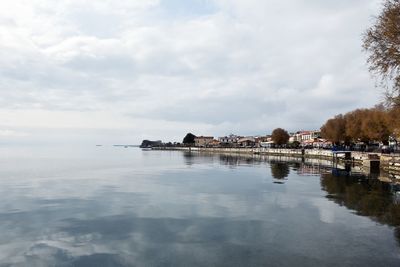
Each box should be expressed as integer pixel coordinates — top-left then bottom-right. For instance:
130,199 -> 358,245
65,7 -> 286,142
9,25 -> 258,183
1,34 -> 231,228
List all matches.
381,155 -> 400,174
153,146 -> 355,160
152,147 -> 400,175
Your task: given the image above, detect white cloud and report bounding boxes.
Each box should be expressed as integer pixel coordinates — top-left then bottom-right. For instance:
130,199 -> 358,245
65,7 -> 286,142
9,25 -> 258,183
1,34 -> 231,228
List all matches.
0,0 -> 384,143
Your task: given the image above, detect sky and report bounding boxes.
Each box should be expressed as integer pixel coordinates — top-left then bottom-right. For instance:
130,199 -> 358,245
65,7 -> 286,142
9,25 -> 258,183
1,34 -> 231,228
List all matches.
0,0 -> 383,145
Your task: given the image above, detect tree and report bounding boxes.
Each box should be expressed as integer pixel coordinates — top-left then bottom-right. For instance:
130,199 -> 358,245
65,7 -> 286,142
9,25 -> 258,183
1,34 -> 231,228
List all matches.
271,128 -> 289,146
389,106 -> 400,141
345,109 -> 370,143
321,114 -> 348,144
182,133 -> 196,145
363,0 -> 400,107
140,140 -> 162,148
322,108 -> 392,145
361,108 -> 391,144
140,140 -> 152,148
345,107 -> 392,144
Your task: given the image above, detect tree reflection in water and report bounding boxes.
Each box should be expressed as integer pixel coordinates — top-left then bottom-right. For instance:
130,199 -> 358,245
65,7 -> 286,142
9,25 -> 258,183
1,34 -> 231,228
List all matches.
270,162 -> 290,182
321,173 -> 400,245
183,151 -> 195,166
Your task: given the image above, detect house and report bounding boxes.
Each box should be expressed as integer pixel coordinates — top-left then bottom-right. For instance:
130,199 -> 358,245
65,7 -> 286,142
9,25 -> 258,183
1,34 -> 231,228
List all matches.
253,136 -> 268,146
209,139 -> 221,147
260,141 -> 275,148
194,136 -> 214,147
289,133 -> 297,143
290,131 -> 321,144
218,134 -> 241,145
237,137 -> 256,147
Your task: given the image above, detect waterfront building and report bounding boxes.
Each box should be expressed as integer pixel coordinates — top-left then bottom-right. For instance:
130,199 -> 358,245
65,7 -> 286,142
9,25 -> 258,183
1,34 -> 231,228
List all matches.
254,135 -> 270,146
218,134 -> 241,145
194,136 -> 214,147
260,141 -> 275,148
209,139 -> 221,147
289,133 -> 297,143
290,131 -> 321,144
237,137 -> 256,147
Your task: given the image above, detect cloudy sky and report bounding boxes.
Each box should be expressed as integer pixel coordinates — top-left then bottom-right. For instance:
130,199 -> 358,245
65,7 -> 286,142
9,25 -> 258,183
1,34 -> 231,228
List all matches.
0,0 -> 382,145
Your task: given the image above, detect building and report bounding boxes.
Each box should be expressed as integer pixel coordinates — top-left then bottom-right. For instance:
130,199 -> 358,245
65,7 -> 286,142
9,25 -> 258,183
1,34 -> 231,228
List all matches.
288,133 -> 297,143
194,136 -> 214,147
253,136 -> 268,146
237,137 -> 256,147
290,131 -> 321,144
209,139 -> 221,147
218,134 -> 241,145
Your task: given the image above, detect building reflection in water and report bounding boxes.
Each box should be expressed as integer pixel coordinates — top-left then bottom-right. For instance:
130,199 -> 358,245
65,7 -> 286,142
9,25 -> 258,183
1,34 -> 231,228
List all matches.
218,154 -> 261,167
182,151 -> 264,167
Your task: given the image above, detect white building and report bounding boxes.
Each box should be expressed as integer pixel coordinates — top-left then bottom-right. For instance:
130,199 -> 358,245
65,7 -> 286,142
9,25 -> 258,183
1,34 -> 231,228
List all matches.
290,131 -> 321,143
218,134 -> 241,144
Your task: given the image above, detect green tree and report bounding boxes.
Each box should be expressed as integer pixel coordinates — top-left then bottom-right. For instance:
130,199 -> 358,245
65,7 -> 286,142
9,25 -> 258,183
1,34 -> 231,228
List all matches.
182,133 -> 196,145
271,128 -> 290,146
363,0 -> 400,107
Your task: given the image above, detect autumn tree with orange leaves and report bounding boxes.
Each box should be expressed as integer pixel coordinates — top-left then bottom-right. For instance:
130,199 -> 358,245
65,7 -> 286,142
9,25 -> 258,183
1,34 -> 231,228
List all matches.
321,107 -> 392,145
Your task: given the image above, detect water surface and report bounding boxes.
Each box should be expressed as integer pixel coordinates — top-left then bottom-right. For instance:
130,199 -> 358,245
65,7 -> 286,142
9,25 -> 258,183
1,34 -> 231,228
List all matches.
0,146 -> 399,266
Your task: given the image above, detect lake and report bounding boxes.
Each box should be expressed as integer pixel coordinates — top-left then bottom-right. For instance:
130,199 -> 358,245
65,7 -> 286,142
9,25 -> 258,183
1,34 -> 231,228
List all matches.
0,146 -> 399,266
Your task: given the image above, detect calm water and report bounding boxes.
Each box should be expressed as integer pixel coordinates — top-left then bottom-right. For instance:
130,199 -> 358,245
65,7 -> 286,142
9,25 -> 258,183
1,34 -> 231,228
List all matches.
0,146 -> 399,266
